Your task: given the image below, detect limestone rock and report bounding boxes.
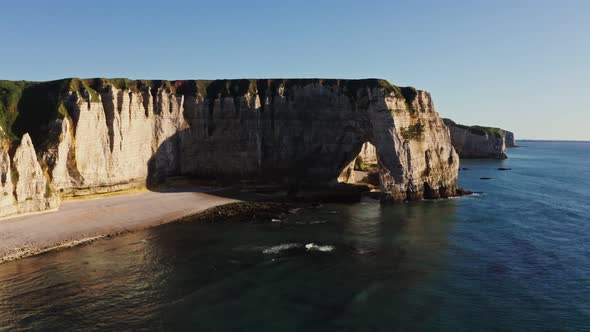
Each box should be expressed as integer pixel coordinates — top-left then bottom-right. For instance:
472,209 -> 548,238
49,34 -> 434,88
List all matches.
337,159 -> 357,184
0,140 -> 17,217
0,78 -> 461,217
0,134 -> 58,217
358,142 -> 378,165
444,118 -> 507,159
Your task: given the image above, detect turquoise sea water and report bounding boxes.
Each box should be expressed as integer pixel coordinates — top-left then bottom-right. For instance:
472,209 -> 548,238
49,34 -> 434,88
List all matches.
0,141 -> 589,331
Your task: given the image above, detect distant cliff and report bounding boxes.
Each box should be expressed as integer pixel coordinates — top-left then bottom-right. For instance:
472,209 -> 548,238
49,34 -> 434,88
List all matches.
443,118 -> 507,159
0,78 -> 460,218
502,130 -> 516,147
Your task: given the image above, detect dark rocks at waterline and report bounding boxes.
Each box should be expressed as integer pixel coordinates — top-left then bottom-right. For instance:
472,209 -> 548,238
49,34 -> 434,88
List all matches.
361,191 -> 382,200
175,202 -> 292,224
497,168 -> 512,171
384,187 -> 474,201
456,188 -> 474,196
461,168 -> 471,171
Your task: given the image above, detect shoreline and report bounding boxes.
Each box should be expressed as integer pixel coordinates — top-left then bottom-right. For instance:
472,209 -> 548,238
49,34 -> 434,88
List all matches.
0,187 -> 240,264
0,183 -> 470,265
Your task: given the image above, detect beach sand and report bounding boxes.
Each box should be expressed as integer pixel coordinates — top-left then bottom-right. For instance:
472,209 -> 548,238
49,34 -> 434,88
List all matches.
0,187 -> 237,263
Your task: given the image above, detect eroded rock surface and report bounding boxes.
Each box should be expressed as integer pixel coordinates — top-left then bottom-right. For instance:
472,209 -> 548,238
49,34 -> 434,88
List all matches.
0,78 -> 460,217
0,140 -> 17,217
3,135 -> 58,217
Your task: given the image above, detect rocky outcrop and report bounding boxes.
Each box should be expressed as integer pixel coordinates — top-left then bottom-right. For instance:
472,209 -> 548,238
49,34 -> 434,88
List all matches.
0,135 -> 58,217
502,130 -> 516,147
443,119 -> 507,159
0,140 -> 17,217
0,78 -> 460,217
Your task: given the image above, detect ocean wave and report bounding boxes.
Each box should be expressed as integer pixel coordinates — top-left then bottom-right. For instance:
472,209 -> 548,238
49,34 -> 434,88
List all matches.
305,243 -> 334,252
435,192 -> 483,201
262,242 -> 335,254
262,243 -> 301,254
452,192 -> 483,199
295,220 -> 327,225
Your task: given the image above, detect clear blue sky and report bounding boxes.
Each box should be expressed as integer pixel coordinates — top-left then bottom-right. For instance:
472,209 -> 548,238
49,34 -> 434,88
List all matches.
1,0 -> 588,140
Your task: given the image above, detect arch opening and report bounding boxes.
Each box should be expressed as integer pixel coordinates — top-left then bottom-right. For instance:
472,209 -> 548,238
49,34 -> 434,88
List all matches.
337,141 -> 381,190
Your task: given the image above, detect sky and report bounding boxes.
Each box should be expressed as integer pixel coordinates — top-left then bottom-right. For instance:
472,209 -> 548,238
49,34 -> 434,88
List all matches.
1,0 -> 588,140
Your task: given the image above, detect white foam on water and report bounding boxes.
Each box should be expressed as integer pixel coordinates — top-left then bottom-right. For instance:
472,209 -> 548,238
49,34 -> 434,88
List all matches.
262,243 -> 301,254
295,220 -> 327,225
305,243 -> 335,252
448,192 -> 483,200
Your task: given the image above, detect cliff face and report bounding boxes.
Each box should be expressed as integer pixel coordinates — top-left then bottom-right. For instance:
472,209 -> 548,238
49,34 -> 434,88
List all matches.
0,135 -> 58,216
443,119 -> 507,159
0,78 -> 459,217
502,130 -> 516,147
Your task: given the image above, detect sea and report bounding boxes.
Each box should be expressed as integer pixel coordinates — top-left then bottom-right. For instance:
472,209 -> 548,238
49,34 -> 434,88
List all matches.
0,141 -> 589,331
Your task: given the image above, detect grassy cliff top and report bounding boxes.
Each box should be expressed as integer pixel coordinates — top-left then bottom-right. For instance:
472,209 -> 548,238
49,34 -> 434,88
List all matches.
0,78 -> 418,146
443,118 -> 505,139
1,77 -> 416,100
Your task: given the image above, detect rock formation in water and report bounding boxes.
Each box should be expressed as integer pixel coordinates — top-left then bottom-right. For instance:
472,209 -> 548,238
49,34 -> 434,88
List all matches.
0,78 -> 460,218
502,130 -> 516,147
443,118 -> 507,159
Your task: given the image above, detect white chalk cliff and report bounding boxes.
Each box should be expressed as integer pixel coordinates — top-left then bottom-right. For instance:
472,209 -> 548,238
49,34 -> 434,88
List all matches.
444,118 -> 508,159
0,79 -> 460,218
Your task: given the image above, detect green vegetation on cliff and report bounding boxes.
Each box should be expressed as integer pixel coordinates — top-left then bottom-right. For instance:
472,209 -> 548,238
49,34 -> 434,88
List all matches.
400,122 -> 425,140
400,86 -> 418,111
203,79 -> 257,99
400,86 -> 418,104
443,118 -> 504,139
69,79 -> 101,102
3,78 -> 416,106
0,80 -> 26,139
341,79 -> 399,98
0,78 -> 108,142
0,78 -> 422,145
99,78 -> 141,93
354,156 -> 369,171
11,79 -> 74,149
1,79 -> 74,147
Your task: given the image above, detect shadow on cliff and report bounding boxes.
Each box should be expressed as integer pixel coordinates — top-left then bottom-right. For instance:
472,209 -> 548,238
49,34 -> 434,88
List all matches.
145,129 -> 371,203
